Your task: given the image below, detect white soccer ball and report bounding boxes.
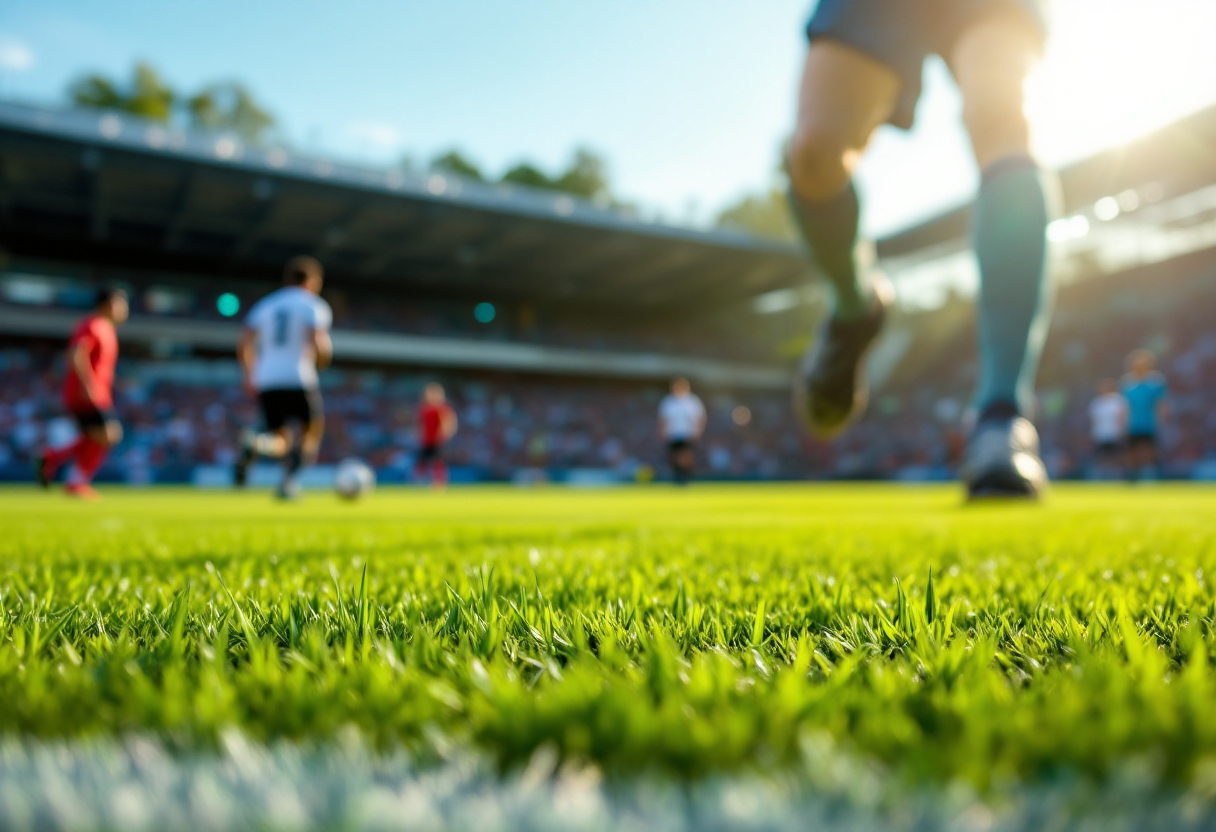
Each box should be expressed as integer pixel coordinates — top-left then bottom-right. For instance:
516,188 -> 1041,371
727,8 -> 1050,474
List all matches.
335,458 -> 376,500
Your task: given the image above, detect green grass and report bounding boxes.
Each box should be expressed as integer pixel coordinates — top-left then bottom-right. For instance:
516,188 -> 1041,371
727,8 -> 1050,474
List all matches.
3,484 -> 1216,792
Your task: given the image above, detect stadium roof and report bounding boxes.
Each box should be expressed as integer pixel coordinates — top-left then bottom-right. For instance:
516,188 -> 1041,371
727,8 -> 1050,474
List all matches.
0,102 -> 808,311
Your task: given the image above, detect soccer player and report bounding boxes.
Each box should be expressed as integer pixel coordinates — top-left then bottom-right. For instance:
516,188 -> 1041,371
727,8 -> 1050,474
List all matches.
788,0 -> 1054,498
415,383 -> 458,489
234,256 -> 333,500
36,287 -> 129,499
1121,349 -> 1168,481
1088,378 -> 1127,479
658,377 -> 706,485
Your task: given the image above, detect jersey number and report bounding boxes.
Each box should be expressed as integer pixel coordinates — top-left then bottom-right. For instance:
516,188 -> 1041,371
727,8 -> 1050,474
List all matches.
273,309 -> 290,346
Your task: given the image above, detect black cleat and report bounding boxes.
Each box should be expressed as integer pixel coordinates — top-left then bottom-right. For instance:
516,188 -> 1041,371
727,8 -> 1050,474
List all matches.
234,430 -> 255,488
33,452 -> 51,489
961,403 -> 1048,501
795,276 -> 892,439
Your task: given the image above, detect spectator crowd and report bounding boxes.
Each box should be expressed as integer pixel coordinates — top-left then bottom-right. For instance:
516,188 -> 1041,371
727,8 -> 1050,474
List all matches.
0,347 -> 808,483
4,247 -> 1216,483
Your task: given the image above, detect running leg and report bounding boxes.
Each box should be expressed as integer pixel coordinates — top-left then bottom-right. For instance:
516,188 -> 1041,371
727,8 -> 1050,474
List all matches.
788,41 -> 902,438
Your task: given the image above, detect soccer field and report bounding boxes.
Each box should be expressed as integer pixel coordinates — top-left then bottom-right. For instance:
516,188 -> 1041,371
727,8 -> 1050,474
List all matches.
3,483 -> 1216,829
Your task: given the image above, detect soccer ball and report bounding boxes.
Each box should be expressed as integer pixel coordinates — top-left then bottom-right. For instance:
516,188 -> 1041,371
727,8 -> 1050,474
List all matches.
335,458 -> 376,500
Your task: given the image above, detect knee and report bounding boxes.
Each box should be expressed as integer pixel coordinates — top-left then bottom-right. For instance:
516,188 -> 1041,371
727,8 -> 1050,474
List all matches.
962,96 -> 1031,169
788,126 -> 855,203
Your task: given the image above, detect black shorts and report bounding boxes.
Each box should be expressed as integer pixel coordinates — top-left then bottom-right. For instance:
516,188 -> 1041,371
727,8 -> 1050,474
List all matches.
807,0 -> 1047,129
1094,441 -> 1122,457
258,388 -> 322,432
1127,433 -> 1157,452
668,439 -> 693,454
417,444 -> 442,463
71,405 -> 119,431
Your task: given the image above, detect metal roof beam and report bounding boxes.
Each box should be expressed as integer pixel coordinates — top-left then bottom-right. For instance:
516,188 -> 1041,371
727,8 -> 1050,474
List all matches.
162,170 -> 200,251
229,178 -> 280,259
0,150 -> 12,224
358,212 -> 448,274
313,199 -> 378,258
79,148 -> 107,241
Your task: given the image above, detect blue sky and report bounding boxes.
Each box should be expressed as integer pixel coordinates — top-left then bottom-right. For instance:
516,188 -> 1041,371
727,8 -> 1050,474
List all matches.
2,1 -> 1215,237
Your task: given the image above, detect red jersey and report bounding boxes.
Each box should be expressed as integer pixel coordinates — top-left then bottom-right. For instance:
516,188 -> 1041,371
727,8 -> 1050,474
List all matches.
63,314 -> 118,410
418,402 -> 454,447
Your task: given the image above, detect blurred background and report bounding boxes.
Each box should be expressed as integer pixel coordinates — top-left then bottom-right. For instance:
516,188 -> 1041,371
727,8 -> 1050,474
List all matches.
2,0 -> 1216,484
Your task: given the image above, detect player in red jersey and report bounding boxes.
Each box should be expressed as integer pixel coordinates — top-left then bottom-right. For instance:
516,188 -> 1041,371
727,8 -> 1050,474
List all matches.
415,383 -> 458,489
36,288 -> 129,499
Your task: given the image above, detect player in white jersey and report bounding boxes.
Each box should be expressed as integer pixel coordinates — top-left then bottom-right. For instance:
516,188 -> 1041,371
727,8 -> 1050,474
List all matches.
234,256 -> 333,499
658,377 -> 706,485
1088,378 -> 1127,479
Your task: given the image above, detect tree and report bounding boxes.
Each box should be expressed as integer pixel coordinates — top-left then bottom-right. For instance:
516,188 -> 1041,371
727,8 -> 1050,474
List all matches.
68,62 -> 175,122
186,82 -> 275,144
500,148 -> 613,203
68,62 -> 277,144
715,188 -> 798,242
715,147 -> 799,242
553,148 -> 610,202
500,162 -> 553,191
430,150 -> 485,181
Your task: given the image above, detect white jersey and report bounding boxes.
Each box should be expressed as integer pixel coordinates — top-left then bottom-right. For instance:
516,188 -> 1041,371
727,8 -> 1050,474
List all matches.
659,392 -> 706,441
1089,392 -> 1127,443
245,287 -> 332,391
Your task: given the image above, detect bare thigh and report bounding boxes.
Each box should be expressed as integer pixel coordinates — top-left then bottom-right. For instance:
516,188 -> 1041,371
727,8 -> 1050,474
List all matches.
788,40 -> 902,202
949,8 -> 1043,169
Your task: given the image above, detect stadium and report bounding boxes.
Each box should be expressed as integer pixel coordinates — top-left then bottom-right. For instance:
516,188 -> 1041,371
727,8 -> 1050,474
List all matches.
0,100 -> 811,484
6,3 -> 1216,831
5,100 -> 1216,485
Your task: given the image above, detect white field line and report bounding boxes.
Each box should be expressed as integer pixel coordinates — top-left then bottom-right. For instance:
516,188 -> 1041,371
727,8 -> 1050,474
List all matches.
0,732 -> 1212,832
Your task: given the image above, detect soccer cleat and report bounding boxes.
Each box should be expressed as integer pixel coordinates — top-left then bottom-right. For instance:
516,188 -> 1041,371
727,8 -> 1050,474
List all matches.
795,275 -> 892,439
34,452 -> 52,489
960,404 -> 1048,500
275,478 -> 301,502
65,482 -> 101,501
234,430 -> 256,488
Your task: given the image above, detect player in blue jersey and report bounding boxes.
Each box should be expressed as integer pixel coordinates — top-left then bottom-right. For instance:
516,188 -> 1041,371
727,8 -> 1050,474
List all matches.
788,0 -> 1055,499
1121,349 -> 1168,480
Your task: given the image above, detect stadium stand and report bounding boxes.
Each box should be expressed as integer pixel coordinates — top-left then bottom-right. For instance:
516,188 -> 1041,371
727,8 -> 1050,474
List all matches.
5,245 -> 1216,483
5,101 -> 1216,483
0,346 -> 809,483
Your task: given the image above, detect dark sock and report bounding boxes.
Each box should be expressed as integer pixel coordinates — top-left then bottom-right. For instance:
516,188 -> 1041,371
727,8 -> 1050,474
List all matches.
972,155 -> 1054,417
787,180 -> 873,320
285,445 -> 304,478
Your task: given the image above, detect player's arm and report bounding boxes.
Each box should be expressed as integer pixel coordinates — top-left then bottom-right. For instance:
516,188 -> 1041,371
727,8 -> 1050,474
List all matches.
69,336 -> 100,404
237,326 -> 258,399
442,407 -> 458,440
310,326 -> 333,370
693,401 -> 707,439
309,301 -> 334,370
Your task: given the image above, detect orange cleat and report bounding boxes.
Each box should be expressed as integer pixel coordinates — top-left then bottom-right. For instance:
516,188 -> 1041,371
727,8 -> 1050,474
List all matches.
65,482 -> 102,501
